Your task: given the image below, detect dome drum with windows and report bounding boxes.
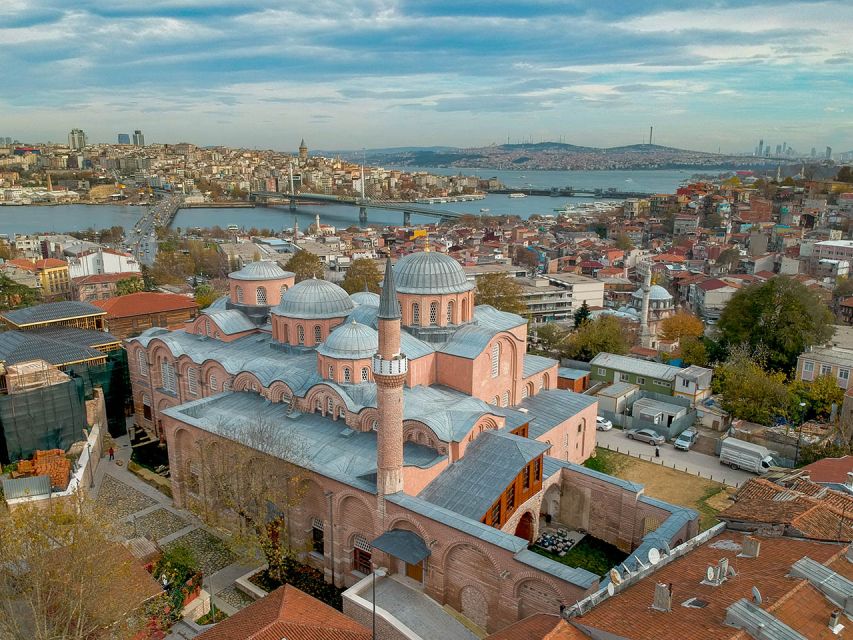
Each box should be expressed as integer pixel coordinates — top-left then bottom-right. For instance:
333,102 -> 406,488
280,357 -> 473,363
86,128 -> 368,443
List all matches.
391,251 -> 475,329
228,260 -> 295,308
270,278 -> 356,348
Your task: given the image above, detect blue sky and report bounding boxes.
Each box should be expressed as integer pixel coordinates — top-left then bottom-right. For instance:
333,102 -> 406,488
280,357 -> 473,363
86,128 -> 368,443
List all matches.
1,0 -> 851,153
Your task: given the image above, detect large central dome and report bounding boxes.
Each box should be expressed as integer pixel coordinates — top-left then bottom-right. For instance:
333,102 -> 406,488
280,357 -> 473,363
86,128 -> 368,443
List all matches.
393,252 -> 474,295
272,278 -> 354,319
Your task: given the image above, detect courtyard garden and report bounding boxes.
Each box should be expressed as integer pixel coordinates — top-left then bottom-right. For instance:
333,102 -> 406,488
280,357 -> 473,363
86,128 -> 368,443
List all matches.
249,561 -> 345,610
532,534 -> 627,577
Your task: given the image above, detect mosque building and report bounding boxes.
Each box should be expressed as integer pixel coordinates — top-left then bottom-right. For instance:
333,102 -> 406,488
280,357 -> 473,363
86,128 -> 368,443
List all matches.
127,251 -> 697,633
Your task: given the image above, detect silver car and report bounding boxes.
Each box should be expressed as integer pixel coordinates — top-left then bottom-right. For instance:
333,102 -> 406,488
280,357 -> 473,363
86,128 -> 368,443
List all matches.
625,428 -> 665,446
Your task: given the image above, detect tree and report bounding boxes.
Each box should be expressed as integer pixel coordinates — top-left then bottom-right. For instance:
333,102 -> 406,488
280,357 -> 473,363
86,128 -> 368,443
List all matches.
716,247 -> 741,272
660,311 -> 704,343
834,276 -> 853,301
837,166 -> 853,183
614,234 -> 634,251
679,336 -> 708,367
789,375 -> 845,422
194,283 -> 219,309
285,250 -> 323,282
0,273 -> 37,310
115,276 -> 144,296
573,300 -> 591,327
713,347 -> 790,425
340,258 -> 382,294
200,415 -> 308,584
533,323 -> 568,354
718,276 -> 834,372
0,494 -> 162,640
514,246 -> 540,269
474,272 -> 526,314
562,316 -> 630,362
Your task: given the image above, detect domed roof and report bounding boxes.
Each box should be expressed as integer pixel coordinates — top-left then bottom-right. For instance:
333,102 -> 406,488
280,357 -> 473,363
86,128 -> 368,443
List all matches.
392,251 -> 474,295
230,260 -> 294,281
632,284 -> 673,302
350,291 -> 380,306
272,278 -> 354,319
316,321 -> 378,360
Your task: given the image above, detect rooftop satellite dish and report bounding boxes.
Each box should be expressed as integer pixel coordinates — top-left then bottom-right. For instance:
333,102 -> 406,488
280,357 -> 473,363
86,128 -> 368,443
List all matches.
752,586 -> 762,605
607,582 -> 615,596
706,566 -> 715,582
609,568 -> 623,585
648,548 -> 661,565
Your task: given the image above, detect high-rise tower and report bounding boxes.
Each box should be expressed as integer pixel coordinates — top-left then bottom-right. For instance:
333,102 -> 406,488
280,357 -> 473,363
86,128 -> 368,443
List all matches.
373,257 -> 407,497
299,139 -> 308,163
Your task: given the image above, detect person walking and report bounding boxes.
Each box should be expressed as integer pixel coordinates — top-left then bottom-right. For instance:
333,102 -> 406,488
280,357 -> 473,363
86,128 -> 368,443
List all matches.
655,445 -> 660,458
108,446 -> 115,461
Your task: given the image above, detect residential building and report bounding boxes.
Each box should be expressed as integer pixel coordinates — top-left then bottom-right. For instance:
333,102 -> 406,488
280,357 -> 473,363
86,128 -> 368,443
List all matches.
796,345 -> 853,390
67,248 -> 140,279
93,291 -> 198,339
515,278 -> 573,324
814,239 -> 853,261
589,353 -> 712,404
690,278 -> 739,323
132,130 -> 145,147
7,258 -> 71,300
543,273 -> 605,323
72,272 -> 142,302
68,128 -> 86,151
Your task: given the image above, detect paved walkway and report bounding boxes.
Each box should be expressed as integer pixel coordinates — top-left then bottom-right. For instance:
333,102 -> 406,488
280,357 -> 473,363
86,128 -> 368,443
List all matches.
94,432 -> 261,626
596,429 -> 753,487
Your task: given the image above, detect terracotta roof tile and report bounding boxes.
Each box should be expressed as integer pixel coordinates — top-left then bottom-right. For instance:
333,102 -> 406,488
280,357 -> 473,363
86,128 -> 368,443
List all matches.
770,582 -> 843,640
486,614 -> 589,640
92,292 -> 197,318
73,272 -> 141,285
801,456 -> 853,484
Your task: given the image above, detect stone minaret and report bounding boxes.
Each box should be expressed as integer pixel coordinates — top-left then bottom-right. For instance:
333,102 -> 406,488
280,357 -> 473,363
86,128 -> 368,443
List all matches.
373,256 -> 407,497
639,261 -> 653,349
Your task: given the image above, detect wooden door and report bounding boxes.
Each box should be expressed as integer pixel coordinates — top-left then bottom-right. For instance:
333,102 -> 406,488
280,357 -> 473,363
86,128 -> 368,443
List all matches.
405,561 -> 423,583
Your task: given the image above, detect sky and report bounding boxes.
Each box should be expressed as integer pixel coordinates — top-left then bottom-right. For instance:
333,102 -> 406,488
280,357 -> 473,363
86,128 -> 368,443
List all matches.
1,0 -> 851,153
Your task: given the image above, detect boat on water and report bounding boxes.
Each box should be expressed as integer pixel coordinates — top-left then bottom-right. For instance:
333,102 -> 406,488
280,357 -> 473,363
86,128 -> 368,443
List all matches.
227,224 -> 239,231
480,208 -> 490,212
508,193 -> 527,198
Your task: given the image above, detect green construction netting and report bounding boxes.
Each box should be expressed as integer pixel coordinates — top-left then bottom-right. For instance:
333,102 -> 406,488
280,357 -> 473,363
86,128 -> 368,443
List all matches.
66,349 -> 130,438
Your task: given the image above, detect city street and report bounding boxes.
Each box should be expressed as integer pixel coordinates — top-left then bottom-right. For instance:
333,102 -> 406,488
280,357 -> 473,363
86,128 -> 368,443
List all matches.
594,428 -> 754,488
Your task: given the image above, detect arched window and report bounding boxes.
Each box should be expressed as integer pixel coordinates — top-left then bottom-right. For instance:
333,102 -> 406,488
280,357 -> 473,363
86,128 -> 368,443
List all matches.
256,286 -> 267,305
429,302 -> 438,325
314,325 -> 322,344
361,367 -> 369,382
223,379 -> 231,392
283,324 -> 289,343
327,398 -> 334,414
343,367 -> 351,383
297,325 -> 305,345
160,360 -> 176,392
543,373 -> 550,390
315,397 -> 322,410
372,420 -> 378,431
412,303 -> 420,325
209,373 -> 218,392
538,376 -> 545,390
204,319 -> 211,336
235,285 -> 243,303
493,396 -> 500,405
447,300 -> 454,324
328,365 -> 334,380
353,535 -> 372,574
462,298 -> 468,322
491,342 -> 500,378
137,350 -> 148,376
521,385 -> 528,399
502,390 -> 509,407
280,284 -> 288,297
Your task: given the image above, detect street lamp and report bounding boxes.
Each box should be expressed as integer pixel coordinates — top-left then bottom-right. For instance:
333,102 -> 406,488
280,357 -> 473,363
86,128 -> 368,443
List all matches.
795,401 -> 807,465
86,442 -> 95,489
372,566 -> 386,640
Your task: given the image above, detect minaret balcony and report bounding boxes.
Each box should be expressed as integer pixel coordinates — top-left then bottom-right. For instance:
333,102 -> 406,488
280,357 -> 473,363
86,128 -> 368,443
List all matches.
372,354 -> 408,376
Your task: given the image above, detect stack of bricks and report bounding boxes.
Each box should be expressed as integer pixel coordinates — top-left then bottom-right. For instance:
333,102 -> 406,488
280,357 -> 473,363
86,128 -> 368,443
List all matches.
33,449 -> 71,490
10,459 -> 34,479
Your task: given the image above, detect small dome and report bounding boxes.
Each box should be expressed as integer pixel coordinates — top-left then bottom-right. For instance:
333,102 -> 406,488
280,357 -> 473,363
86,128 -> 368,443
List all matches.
272,278 -> 354,319
317,321 -> 378,359
350,291 -> 380,306
230,260 -> 294,281
632,284 -> 673,302
393,251 -> 473,295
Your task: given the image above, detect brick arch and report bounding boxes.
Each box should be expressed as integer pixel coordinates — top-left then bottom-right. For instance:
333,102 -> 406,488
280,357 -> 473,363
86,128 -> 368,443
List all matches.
513,577 -> 564,618
386,516 -> 432,549
267,381 -> 294,404
336,492 -> 377,541
402,420 -> 441,450
358,408 -> 380,432
172,427 -> 198,505
304,385 -> 348,418
440,540 -> 501,585
200,361 -> 228,392
233,371 -> 263,392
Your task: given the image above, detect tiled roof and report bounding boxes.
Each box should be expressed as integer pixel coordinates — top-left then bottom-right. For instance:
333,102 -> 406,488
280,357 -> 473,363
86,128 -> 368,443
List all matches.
196,584 -> 371,640
574,533 -> 848,640
93,292 -> 197,318
1,301 -> 105,326
485,614 -> 589,639
0,329 -> 110,366
73,272 -> 140,285
801,455 -> 853,484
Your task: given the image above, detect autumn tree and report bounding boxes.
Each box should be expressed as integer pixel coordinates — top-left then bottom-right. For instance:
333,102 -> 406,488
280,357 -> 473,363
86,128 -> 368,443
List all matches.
562,316 -> 630,362
514,246 -> 540,269
713,347 -> 790,424
200,415 -> 308,583
194,283 -> 219,309
0,494 -> 162,640
115,276 -> 144,296
718,276 -> 834,372
660,311 -> 704,343
614,234 -> 634,251
341,258 -> 382,294
716,247 -> 741,272
573,300 -> 591,327
285,250 -> 324,282
475,272 -> 526,314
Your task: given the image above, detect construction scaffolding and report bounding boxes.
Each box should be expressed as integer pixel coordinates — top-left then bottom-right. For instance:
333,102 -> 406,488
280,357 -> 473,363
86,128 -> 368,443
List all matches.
66,349 -> 130,438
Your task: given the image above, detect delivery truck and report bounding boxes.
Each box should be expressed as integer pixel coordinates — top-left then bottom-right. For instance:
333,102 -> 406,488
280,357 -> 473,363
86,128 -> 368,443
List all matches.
719,437 -> 775,474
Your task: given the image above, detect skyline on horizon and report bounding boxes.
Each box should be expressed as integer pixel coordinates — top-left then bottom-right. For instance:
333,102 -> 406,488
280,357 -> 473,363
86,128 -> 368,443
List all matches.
2,1 -> 851,154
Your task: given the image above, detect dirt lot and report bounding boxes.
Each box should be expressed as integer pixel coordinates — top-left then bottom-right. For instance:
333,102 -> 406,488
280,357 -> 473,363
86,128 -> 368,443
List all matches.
590,448 -> 734,530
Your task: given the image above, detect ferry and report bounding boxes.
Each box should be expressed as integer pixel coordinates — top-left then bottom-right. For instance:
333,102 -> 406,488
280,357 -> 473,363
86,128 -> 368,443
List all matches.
227,224 -> 239,231
508,193 -> 527,199
480,208 -> 490,212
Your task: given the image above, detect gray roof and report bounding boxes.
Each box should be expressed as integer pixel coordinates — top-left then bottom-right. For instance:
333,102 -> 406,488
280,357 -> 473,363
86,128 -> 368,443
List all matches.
271,278 -> 354,319
392,251 -> 474,295
724,599 -> 806,640
316,321 -> 378,360
203,309 -> 256,335
558,367 -> 590,380
350,291 -> 380,306
0,328 -> 111,366
522,354 -> 556,378
400,332 -> 435,360
631,284 -> 672,301
348,303 -> 379,328
590,352 -> 682,381
404,385 -> 498,442
206,295 -> 230,311
371,529 -> 430,565
419,430 -> 549,520
516,389 -> 597,439
473,305 -> 525,332
439,324 -> 495,359
229,260 -> 293,281
379,256 -> 401,319
597,382 -> 640,398
1,301 -> 104,326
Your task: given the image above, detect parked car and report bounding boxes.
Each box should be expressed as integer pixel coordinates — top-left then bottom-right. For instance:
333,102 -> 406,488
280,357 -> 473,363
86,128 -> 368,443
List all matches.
625,428 -> 665,446
596,416 -> 613,431
674,428 -> 698,451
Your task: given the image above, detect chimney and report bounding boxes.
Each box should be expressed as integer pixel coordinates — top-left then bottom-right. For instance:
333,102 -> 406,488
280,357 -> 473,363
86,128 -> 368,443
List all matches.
741,536 -> 761,558
829,609 -> 842,631
652,582 -> 672,612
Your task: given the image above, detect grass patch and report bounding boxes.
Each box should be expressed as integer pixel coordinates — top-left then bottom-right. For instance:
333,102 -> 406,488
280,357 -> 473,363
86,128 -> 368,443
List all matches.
196,609 -> 228,625
249,563 -> 344,610
583,447 -> 626,475
127,461 -> 173,499
532,535 -> 628,577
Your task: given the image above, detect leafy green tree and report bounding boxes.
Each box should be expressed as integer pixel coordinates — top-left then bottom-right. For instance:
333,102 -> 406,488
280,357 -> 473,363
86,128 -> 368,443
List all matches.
788,375 -> 844,422
713,347 -> 790,424
833,276 -> 853,301
474,272 -> 526,314
534,323 -> 569,354
341,258 -> 382,294
716,247 -> 741,272
573,300 -> 591,327
562,316 -> 630,362
718,277 -> 834,372
284,250 -> 323,282
115,277 -> 143,296
614,234 -> 634,250
0,273 -> 37,310
679,336 -> 708,367
194,283 -> 219,309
